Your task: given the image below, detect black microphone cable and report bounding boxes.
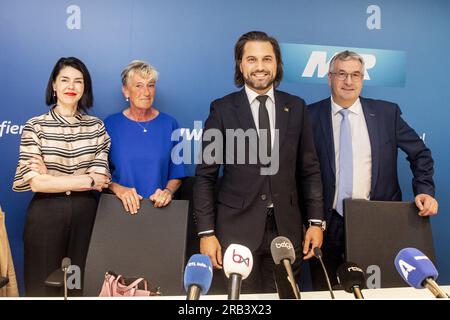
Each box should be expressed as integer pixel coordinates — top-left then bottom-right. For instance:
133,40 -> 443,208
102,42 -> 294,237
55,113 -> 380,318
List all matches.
313,247 -> 335,299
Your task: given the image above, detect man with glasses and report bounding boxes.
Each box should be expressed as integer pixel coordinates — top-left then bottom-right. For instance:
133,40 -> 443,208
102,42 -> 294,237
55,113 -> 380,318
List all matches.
307,50 -> 438,290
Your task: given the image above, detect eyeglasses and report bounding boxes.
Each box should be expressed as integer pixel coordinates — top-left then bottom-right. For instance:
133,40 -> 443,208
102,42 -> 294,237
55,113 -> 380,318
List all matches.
329,71 -> 364,81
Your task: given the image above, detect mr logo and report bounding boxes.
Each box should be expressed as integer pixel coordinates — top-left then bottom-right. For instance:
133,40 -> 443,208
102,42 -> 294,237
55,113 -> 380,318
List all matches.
302,51 -> 376,80
397,260 -> 417,281
281,43 -> 406,87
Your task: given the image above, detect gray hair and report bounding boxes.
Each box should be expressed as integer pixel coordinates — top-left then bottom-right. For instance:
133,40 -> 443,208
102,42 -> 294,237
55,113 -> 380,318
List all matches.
329,50 -> 365,73
121,60 -> 159,86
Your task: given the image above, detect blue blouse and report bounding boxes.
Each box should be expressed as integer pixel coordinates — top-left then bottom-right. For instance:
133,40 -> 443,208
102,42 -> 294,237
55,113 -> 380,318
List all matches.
104,111 -> 186,198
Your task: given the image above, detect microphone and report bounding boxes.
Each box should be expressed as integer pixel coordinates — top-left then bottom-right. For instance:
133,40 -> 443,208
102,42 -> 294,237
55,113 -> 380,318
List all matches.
313,247 -> 335,299
183,254 -> 213,300
61,257 -> 71,300
394,248 -> 449,298
270,236 -> 301,299
223,244 -> 253,300
336,262 -> 366,299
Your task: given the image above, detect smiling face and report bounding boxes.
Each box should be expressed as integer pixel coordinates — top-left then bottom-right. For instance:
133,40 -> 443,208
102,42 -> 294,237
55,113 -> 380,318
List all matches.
328,59 -> 364,108
122,72 -> 156,111
239,41 -> 277,94
52,66 -> 84,109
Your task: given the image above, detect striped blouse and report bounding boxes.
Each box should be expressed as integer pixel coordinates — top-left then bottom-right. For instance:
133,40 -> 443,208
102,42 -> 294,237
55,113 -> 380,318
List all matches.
12,107 -> 111,192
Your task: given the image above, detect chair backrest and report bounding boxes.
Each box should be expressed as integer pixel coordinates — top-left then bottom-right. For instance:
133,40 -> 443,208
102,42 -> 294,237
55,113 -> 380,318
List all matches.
83,194 -> 189,296
344,199 -> 436,288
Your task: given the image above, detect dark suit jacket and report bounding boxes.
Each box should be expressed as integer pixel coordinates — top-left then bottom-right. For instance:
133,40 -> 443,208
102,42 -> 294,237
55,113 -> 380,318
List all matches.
193,89 -> 323,251
307,97 -> 435,223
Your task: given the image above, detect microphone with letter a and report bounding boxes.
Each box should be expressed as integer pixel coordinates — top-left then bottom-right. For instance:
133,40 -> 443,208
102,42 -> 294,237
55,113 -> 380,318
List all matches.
184,254 -> 213,300
313,247 -> 335,299
223,244 -> 253,300
270,236 -> 301,299
337,262 -> 366,299
394,248 -> 449,298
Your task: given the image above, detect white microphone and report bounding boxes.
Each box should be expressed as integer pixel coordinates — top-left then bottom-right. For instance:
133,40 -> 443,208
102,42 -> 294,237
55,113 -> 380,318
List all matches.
223,244 -> 253,300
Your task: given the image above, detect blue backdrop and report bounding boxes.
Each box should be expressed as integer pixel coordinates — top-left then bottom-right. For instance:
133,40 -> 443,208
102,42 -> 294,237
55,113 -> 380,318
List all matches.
1,0 -> 449,293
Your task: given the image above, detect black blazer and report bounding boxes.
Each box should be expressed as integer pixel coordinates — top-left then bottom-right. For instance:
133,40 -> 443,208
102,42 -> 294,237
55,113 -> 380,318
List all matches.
193,89 -> 323,251
307,97 -> 435,223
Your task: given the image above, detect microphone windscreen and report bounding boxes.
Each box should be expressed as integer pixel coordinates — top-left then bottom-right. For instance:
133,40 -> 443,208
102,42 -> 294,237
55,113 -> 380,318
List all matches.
336,262 -> 366,293
183,254 -> 213,294
223,244 -> 253,280
270,236 -> 296,265
313,247 -> 322,259
394,248 -> 438,289
61,257 -> 71,269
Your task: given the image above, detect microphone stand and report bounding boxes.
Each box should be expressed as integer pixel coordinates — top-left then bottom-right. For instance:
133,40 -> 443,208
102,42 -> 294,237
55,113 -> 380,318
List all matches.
282,260 -> 301,299
352,285 -> 364,299
317,256 -> 335,299
63,266 -> 68,300
424,279 -> 449,298
187,286 -> 201,300
228,273 -> 242,300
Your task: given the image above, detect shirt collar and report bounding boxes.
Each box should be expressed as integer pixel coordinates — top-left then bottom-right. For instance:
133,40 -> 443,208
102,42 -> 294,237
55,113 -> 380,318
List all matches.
331,97 -> 362,116
244,85 -> 275,105
50,106 -> 83,124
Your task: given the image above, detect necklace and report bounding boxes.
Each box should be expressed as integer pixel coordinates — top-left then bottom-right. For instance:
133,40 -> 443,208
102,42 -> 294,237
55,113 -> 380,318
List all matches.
134,120 -> 150,133
126,108 -> 154,133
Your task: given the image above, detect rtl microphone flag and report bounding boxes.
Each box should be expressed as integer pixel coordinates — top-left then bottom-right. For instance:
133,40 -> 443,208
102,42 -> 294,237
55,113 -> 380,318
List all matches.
184,254 -> 213,297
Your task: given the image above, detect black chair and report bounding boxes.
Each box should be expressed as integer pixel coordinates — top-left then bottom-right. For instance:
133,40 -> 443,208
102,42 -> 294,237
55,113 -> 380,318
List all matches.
83,194 -> 189,296
344,199 -> 436,288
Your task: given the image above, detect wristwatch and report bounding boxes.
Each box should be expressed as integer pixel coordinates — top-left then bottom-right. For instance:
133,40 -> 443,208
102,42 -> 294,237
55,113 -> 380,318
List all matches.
309,220 -> 326,231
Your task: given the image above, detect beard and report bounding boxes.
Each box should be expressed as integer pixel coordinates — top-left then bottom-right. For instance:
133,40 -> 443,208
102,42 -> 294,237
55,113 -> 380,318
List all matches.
243,71 -> 275,92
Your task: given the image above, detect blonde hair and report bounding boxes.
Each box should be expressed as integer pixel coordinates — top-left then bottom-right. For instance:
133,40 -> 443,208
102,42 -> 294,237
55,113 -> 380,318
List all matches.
121,60 -> 159,86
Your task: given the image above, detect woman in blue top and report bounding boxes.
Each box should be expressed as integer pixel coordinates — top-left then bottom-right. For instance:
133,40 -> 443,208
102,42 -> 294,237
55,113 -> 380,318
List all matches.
105,60 -> 186,213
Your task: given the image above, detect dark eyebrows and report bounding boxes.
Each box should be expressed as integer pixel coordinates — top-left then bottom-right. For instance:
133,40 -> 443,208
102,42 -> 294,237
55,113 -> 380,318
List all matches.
59,76 -> 84,80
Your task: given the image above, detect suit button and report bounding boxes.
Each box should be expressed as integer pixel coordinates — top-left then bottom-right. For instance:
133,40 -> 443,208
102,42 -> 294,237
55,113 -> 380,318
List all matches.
261,194 -> 267,201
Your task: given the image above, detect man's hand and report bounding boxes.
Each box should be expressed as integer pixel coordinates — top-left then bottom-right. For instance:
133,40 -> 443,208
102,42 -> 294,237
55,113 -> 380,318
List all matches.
200,235 -> 223,269
415,194 -> 438,216
302,226 -> 323,260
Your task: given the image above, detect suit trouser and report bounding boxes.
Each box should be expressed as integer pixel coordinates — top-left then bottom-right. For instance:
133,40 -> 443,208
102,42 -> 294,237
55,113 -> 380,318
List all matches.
211,209 -> 303,294
309,210 -> 345,290
24,191 -> 98,297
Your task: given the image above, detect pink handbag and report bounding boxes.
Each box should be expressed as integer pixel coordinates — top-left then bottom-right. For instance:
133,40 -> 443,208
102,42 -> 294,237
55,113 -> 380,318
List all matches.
99,271 -> 161,297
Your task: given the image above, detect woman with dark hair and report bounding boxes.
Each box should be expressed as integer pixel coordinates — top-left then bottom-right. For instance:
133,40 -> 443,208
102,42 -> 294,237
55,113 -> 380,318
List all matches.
12,57 -> 111,296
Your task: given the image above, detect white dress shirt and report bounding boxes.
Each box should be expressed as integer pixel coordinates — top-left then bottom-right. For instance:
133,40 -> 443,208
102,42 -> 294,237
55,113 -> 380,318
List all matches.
331,97 -> 372,209
244,85 -> 276,149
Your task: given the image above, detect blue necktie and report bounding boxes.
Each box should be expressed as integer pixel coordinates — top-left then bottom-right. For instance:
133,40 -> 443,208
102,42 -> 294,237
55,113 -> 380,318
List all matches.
336,109 -> 353,215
